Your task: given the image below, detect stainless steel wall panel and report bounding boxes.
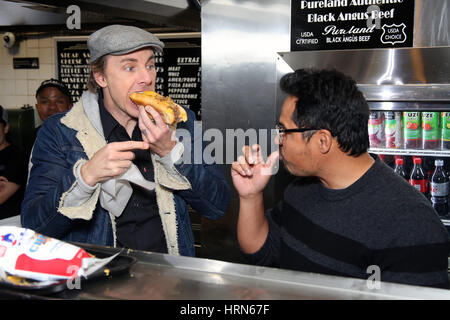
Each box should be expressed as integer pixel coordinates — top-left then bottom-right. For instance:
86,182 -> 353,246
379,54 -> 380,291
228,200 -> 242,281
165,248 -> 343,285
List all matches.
414,0 -> 450,47
279,47 -> 450,101
201,0 -> 290,262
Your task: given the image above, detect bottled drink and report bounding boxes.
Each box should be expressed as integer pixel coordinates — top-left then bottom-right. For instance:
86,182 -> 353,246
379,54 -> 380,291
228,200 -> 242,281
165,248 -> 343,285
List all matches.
409,157 -> 427,196
385,111 -> 403,148
368,111 -> 385,148
441,112 -> 450,150
403,111 -> 421,149
422,112 -> 440,150
431,159 -> 449,217
394,157 -> 408,180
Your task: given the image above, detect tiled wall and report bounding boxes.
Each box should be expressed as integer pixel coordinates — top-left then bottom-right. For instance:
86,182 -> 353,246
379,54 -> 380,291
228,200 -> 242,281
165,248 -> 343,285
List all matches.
0,34 -> 56,126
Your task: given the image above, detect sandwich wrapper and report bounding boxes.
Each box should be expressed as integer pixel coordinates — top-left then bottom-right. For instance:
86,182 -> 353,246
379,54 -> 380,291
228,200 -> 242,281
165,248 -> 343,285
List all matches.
0,226 -> 120,285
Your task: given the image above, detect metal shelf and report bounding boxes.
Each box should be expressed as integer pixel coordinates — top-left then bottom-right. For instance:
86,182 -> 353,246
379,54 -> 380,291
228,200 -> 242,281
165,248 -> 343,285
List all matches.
368,101 -> 450,111
369,147 -> 450,157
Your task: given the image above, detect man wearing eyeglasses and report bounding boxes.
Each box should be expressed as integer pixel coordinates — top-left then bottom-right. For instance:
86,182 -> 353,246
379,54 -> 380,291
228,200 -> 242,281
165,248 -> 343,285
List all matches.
231,69 -> 450,289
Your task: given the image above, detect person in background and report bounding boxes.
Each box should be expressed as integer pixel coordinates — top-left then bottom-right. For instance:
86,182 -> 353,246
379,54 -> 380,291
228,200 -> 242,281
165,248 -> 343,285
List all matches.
0,105 -> 26,219
35,78 -> 72,124
24,79 -> 73,160
21,25 -> 230,256
231,68 -> 450,289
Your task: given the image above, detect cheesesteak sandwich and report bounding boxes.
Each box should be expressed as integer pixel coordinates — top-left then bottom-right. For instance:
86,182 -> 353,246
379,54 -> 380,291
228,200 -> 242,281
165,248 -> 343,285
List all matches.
130,91 -> 187,125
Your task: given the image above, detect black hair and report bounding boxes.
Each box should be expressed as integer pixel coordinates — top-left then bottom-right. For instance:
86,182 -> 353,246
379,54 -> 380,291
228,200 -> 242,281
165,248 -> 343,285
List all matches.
279,68 -> 369,157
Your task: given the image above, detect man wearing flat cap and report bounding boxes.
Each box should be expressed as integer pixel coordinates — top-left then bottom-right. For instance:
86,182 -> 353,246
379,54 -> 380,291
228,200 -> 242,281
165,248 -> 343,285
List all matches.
22,25 -> 230,256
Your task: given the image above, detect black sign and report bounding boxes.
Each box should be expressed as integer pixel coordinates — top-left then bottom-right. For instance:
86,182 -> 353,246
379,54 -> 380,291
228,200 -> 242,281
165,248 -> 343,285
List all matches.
13,57 -> 39,69
155,47 -> 201,120
291,0 -> 415,51
56,39 -> 201,119
56,40 -> 90,104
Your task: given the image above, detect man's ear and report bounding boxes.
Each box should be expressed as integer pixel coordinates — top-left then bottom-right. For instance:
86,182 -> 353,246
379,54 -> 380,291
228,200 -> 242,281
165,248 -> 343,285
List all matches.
4,123 -> 9,134
316,129 -> 333,154
93,71 -> 107,88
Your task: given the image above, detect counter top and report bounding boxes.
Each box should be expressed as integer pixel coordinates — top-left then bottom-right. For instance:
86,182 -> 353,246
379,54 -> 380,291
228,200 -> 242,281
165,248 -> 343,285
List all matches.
3,242 -> 448,300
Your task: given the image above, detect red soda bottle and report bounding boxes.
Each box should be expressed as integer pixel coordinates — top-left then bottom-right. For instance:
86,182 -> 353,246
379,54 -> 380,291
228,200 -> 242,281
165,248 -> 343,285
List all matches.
409,157 -> 427,195
394,158 -> 408,180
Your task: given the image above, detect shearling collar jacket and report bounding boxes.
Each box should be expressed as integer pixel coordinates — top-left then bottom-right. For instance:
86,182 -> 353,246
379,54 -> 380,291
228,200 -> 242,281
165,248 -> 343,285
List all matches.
21,91 -> 230,256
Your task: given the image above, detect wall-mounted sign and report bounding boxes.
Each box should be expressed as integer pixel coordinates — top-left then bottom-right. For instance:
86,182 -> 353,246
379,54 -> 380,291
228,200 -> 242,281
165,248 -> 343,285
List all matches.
155,47 -> 201,120
56,39 -> 90,104
13,57 -> 39,69
291,0 -> 415,51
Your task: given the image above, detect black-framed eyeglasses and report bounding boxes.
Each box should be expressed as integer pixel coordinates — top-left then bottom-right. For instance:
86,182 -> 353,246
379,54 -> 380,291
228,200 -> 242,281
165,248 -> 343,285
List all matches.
275,124 -> 319,144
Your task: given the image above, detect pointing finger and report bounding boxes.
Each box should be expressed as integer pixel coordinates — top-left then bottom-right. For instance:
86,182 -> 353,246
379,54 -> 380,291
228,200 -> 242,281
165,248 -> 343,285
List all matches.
112,141 -> 150,151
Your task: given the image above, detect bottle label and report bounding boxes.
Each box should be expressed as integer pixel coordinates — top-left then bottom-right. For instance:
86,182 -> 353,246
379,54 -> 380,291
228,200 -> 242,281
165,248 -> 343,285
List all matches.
422,112 -> 440,140
404,112 -> 421,140
368,112 -> 384,147
385,112 -> 403,148
441,112 -> 450,141
410,179 -> 427,193
431,182 -> 449,197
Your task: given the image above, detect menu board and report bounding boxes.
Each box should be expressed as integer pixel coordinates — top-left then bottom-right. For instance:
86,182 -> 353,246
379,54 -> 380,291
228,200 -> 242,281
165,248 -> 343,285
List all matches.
291,0 -> 415,51
155,47 -> 201,120
56,39 -> 90,104
56,38 -> 201,119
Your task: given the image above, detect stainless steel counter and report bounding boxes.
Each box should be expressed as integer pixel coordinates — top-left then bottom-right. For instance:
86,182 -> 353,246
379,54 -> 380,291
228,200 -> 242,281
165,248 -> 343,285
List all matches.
27,243 -> 450,300
1,217 -> 450,300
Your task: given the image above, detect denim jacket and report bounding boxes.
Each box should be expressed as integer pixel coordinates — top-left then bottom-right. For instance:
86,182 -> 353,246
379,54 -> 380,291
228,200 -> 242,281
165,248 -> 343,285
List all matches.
21,91 -> 230,256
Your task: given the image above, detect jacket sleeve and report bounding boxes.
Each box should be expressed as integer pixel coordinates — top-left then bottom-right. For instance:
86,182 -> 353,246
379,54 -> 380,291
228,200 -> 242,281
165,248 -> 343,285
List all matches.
161,110 -> 230,220
20,119 -> 95,239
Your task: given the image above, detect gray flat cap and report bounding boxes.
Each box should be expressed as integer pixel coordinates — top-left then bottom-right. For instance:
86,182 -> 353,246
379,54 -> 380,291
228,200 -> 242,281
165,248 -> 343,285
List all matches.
87,25 -> 164,62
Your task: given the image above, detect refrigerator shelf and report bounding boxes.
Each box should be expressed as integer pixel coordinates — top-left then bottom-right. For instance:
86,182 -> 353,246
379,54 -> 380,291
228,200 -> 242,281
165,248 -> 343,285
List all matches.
369,148 -> 450,158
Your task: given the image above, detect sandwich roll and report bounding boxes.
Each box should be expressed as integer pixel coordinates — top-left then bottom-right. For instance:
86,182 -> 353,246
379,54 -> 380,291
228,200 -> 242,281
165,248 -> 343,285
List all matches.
130,91 -> 187,125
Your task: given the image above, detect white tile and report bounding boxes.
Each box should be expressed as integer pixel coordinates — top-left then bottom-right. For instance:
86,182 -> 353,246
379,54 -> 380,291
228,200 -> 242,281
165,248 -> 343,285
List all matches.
39,63 -> 56,79
13,42 -> 27,57
38,37 -> 53,48
14,95 -> 29,108
27,69 -> 41,80
0,47 -> 5,62
0,79 -> 15,95
0,80 -> 7,95
0,80 -> 5,95
39,48 -> 53,64
0,65 -> 14,79
27,39 -> 39,48
1,47 -> 13,62
0,96 -> 8,108
27,48 -> 39,58
1,53 -> 13,66
28,80 -> 41,97
15,80 -> 28,95
1,95 -> 17,108
14,69 -> 27,80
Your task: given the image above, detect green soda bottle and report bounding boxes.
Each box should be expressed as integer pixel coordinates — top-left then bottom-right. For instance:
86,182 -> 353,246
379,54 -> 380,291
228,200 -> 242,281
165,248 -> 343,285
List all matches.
422,112 -> 440,150
403,111 -> 421,149
441,112 -> 450,150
